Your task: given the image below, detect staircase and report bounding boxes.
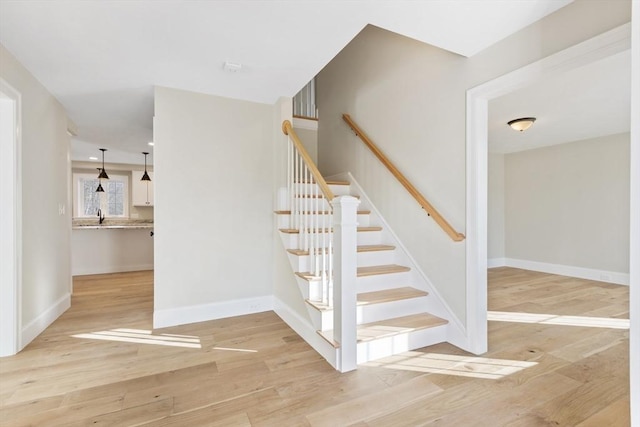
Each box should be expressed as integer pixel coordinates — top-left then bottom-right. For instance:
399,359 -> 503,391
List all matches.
275,177 -> 450,369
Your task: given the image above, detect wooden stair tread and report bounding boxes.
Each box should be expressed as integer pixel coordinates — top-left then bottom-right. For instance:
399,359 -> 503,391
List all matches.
287,244 -> 395,257
306,287 -> 428,311
357,264 -> 410,277
318,313 -> 449,347
357,244 -> 395,252
280,226 -> 382,234
358,287 -> 428,305
296,264 -> 409,281
274,210 -> 371,215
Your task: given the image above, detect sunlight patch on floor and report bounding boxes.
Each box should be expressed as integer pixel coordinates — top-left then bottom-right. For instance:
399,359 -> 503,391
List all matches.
363,351 -> 537,379
72,328 -> 202,348
212,347 -> 258,353
488,311 -> 630,329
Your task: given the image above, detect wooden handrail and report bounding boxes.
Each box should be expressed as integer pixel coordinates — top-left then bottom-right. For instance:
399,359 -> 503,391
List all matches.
342,114 -> 465,242
282,120 -> 335,201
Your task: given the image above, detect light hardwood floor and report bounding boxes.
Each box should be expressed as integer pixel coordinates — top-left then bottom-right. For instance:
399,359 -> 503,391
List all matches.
0,268 -> 630,426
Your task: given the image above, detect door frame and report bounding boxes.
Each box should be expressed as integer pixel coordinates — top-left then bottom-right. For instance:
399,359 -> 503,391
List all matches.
0,78 -> 22,357
465,21 -> 638,424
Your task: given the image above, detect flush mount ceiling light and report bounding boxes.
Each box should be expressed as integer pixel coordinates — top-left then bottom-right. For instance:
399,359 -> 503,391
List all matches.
141,152 -> 151,181
507,117 -> 536,132
96,168 -> 105,193
97,148 -> 109,179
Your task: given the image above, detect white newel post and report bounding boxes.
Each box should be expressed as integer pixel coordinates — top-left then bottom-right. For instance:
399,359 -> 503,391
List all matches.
331,195 -> 360,372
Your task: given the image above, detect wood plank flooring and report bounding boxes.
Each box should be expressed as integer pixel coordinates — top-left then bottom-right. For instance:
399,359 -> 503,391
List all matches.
0,267 -> 630,426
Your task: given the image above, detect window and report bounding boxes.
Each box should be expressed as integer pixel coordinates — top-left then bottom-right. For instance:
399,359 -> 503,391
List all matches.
74,173 -> 129,218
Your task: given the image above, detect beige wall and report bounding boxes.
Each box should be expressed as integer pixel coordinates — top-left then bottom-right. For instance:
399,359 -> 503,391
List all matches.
293,127 -> 318,164
154,87 -> 274,327
316,0 -> 631,322
0,44 -> 71,341
504,133 -> 630,274
488,153 -> 505,261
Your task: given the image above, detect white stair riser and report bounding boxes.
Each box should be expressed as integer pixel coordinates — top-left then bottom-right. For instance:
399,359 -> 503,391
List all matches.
356,324 -> 448,364
355,230 -> 383,246
294,183 -> 352,196
280,229 -> 382,249
313,295 -> 431,331
276,213 -> 370,228
293,248 -> 394,271
357,272 -> 412,293
357,250 -> 395,267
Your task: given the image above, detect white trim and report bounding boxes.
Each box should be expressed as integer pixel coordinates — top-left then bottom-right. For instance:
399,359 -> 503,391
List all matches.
292,117 -> 318,131
629,3 -> 639,425
21,293 -> 70,347
72,263 -> 154,277
487,258 -> 507,269
273,296 -> 337,368
153,295 -> 273,329
501,258 -> 629,286
0,78 -> 22,357
466,23 -> 632,356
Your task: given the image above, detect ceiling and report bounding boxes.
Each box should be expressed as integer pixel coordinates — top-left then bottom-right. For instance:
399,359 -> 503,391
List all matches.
0,0 -> 572,165
489,50 -> 631,154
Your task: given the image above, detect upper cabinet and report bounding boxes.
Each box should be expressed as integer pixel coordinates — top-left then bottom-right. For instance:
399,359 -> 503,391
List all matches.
131,171 -> 154,206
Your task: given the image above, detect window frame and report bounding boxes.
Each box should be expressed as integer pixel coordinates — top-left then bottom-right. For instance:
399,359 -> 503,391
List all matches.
73,172 -> 129,218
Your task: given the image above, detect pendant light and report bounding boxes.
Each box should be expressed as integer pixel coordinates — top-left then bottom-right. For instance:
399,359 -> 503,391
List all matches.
96,168 -> 105,192
141,152 -> 151,181
98,148 -> 109,179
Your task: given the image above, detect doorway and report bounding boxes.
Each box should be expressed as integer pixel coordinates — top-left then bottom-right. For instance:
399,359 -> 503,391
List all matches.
0,79 -> 22,357
466,22 -> 638,424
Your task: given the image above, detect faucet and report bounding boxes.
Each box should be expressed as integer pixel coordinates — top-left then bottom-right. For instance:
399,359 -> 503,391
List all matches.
97,208 -> 105,224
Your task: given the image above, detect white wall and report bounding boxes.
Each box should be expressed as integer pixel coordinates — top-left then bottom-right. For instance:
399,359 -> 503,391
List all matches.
488,153 -> 505,263
0,44 -> 71,349
71,229 -> 153,276
153,87 -> 275,328
503,133 -> 629,280
316,0 -> 631,323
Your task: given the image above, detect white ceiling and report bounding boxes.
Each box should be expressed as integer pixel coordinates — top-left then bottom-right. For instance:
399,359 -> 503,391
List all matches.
0,0 -> 572,164
489,50 -> 631,154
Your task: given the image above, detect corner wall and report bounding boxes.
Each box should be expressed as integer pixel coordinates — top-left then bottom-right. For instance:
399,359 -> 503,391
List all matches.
153,87 -> 275,328
0,44 -> 72,349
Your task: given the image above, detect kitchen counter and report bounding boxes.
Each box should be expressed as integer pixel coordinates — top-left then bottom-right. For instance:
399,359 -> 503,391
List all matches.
72,218 -> 153,230
73,224 -> 154,230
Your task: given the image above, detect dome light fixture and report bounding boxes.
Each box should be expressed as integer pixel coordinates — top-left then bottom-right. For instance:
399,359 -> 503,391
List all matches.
507,117 -> 536,132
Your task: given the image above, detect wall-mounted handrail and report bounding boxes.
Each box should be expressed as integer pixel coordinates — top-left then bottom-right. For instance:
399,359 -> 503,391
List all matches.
342,114 -> 465,242
282,120 -> 334,201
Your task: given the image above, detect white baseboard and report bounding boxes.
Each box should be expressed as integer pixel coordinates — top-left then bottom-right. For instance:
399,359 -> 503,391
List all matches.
273,297 -> 337,369
153,295 -> 273,329
488,258 -> 507,268
72,263 -> 154,277
504,258 -> 629,286
21,293 -> 70,349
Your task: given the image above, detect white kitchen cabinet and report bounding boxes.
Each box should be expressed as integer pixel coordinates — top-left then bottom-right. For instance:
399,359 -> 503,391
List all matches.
131,171 -> 154,206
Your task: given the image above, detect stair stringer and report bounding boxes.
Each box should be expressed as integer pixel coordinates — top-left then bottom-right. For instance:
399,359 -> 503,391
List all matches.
326,172 -> 468,350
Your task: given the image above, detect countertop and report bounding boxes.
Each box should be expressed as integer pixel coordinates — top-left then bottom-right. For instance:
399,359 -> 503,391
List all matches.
72,219 -> 154,230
